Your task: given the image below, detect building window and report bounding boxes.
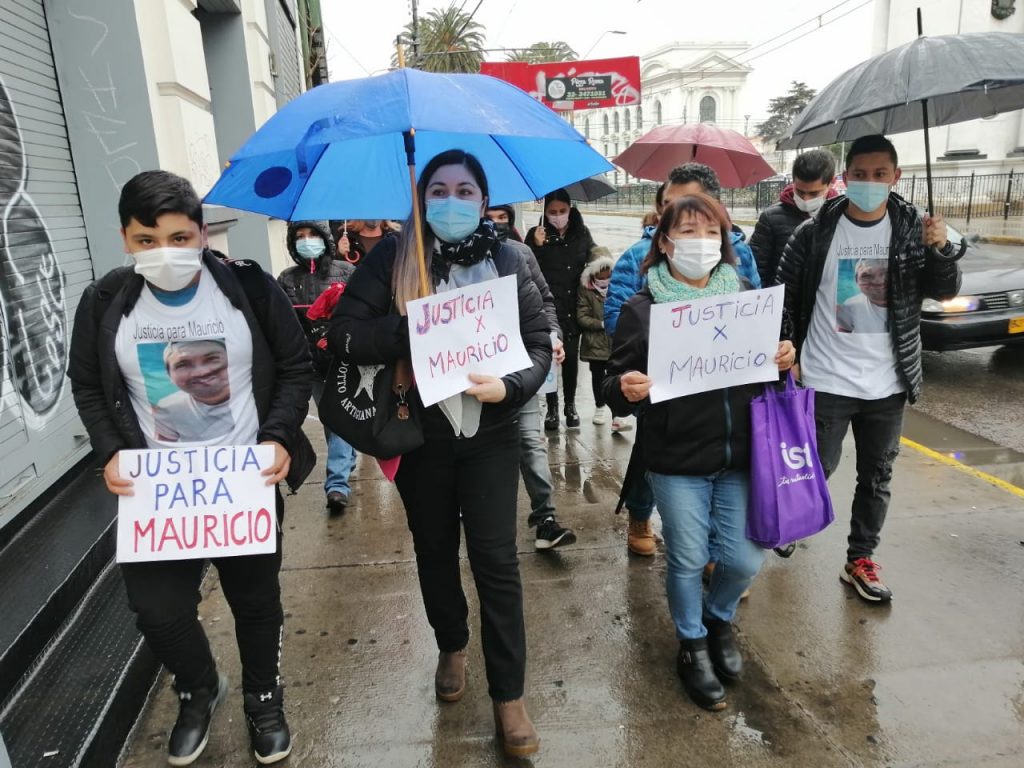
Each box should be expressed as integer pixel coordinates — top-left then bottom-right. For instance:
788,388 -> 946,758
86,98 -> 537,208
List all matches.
700,95 -> 717,124
585,117 -> 590,138
603,114 -> 609,134
637,105 -> 643,130
614,142 -> 619,157
613,112 -> 620,133
624,109 -> 631,132
604,143 -> 609,156
655,100 -> 662,125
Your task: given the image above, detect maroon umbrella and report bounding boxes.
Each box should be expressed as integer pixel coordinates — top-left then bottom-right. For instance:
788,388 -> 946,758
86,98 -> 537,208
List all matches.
613,124 -> 776,188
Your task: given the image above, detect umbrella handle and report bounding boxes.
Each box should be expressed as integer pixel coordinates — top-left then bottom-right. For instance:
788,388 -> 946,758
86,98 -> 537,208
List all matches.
404,130 -> 430,298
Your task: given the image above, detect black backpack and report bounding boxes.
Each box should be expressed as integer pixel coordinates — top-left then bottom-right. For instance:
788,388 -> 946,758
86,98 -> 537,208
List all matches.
89,255 -> 316,493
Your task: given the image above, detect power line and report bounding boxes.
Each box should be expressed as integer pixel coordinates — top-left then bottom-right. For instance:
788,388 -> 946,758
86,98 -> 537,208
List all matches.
323,25 -> 372,75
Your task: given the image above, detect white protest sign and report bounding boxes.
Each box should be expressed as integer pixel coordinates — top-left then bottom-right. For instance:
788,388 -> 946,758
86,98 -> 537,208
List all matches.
406,275 -> 531,407
648,285 -> 784,403
117,445 -> 277,563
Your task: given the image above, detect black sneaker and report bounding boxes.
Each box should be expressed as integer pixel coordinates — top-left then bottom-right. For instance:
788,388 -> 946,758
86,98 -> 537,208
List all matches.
564,403 -> 581,429
840,558 -> 893,603
168,673 -> 228,766
535,518 -> 576,550
774,542 -> 797,558
243,687 -> 292,764
326,491 -> 349,515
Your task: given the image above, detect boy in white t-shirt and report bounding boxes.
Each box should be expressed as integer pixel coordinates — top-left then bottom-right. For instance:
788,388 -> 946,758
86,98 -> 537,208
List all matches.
778,135 -> 964,604
68,171 -> 312,765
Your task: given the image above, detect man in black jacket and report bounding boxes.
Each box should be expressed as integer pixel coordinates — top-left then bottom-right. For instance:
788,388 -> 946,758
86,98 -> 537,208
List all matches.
67,171 -> 311,765
777,135 -> 964,604
750,149 -> 837,287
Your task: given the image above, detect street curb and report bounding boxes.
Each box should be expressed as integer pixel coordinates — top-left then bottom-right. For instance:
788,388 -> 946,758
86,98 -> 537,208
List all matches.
977,235 -> 1024,246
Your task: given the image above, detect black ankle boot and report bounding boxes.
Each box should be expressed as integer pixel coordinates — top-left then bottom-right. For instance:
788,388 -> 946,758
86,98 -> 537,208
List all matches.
168,672 -> 228,766
243,686 -> 292,764
705,618 -> 743,682
677,638 -> 727,711
544,396 -> 559,431
564,402 -> 580,428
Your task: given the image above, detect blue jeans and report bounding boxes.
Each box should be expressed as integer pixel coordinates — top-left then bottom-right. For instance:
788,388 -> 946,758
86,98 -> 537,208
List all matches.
649,470 -> 765,640
312,381 -> 357,496
519,395 -> 556,526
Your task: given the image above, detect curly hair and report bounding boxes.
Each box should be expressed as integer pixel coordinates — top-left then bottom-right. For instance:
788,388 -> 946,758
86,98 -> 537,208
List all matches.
666,163 -> 721,201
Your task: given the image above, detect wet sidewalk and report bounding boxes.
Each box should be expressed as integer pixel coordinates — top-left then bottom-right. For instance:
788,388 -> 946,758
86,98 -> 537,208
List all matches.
119,391 -> 1024,768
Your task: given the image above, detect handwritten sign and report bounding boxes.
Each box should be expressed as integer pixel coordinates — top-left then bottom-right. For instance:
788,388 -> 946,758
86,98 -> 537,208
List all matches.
406,275 -> 531,407
648,286 -> 784,403
117,445 -> 276,563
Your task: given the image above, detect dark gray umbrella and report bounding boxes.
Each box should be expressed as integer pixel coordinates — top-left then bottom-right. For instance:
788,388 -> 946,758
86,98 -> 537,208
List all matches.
777,22 -> 1024,213
561,175 -> 616,202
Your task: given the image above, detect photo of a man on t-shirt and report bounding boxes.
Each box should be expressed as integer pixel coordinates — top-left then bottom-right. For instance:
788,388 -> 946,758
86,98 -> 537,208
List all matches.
152,338 -> 236,441
837,258 -> 889,334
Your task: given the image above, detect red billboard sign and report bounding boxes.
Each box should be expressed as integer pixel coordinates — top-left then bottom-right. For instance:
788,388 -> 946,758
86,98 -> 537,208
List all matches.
480,56 -> 641,111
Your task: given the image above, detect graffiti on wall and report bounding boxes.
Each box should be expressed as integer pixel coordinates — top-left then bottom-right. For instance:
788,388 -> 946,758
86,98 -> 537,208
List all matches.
0,77 -> 68,424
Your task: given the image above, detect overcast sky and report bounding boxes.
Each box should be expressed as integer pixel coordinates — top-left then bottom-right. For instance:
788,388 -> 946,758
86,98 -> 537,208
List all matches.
322,0 -> 878,124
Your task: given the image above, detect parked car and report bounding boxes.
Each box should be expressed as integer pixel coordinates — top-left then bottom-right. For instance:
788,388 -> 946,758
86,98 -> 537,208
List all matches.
921,224 -> 1024,351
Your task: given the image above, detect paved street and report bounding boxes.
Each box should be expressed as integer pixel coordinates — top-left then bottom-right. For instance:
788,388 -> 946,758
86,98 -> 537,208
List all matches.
118,219 -> 1024,768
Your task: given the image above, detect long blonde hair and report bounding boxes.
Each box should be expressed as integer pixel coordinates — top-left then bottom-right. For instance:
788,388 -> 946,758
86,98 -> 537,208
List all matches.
392,150 -> 490,314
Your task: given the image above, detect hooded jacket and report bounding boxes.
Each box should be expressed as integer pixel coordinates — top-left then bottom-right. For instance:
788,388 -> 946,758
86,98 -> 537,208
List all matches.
278,220 -> 354,307
777,193 -> 963,404
750,184 -> 841,287
526,206 -> 598,335
577,254 -> 616,362
487,204 -> 524,243
67,251 -> 314,487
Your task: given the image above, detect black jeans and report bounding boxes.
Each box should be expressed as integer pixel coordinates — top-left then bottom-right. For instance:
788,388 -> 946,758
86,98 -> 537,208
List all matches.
120,489 -> 285,694
588,360 -> 607,408
395,421 -> 526,701
548,329 -> 579,407
815,392 -> 906,562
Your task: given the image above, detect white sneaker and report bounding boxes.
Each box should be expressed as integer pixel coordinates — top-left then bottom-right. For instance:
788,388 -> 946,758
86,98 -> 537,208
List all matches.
611,415 -> 633,433
593,406 -> 608,425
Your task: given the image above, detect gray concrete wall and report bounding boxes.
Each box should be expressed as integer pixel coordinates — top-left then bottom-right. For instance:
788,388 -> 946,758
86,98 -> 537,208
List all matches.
44,0 -> 161,278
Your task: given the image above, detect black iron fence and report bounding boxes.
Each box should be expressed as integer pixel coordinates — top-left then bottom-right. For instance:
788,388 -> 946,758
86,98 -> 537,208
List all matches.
582,171 -> 1024,223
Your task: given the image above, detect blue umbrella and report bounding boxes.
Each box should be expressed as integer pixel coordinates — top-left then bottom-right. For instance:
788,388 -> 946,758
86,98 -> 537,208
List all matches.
205,69 -> 612,221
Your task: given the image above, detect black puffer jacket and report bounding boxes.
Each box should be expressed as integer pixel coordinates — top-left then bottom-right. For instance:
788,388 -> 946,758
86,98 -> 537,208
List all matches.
328,237 -> 552,438
67,251 -> 314,483
777,193 -> 963,403
602,283 -> 762,475
278,220 -> 354,306
750,194 -> 808,288
525,207 -> 597,336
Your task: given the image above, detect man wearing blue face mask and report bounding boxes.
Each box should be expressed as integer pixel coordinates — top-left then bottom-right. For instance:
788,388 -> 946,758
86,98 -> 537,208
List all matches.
777,134 -> 965,605
278,221 -> 356,515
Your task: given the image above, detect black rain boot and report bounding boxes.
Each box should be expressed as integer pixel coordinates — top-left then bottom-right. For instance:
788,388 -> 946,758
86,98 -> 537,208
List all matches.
243,686 -> 292,764
677,638 -> 727,711
544,394 -> 559,431
564,402 -> 580,429
705,618 -> 743,683
168,671 -> 228,766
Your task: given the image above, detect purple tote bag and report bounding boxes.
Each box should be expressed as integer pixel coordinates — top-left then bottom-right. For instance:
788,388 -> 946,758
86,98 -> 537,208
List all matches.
747,372 -> 834,549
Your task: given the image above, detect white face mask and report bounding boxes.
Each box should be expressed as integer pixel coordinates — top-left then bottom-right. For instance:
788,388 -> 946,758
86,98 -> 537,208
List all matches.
133,246 -> 203,291
793,192 -> 826,214
667,237 -> 722,280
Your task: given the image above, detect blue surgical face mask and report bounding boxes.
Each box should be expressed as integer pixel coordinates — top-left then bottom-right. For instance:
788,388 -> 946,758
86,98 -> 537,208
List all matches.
295,238 -> 326,259
845,181 -> 891,213
426,197 -> 482,243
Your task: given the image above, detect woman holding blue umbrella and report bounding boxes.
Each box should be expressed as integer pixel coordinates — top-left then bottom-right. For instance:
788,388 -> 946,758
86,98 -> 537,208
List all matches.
330,149 -> 550,757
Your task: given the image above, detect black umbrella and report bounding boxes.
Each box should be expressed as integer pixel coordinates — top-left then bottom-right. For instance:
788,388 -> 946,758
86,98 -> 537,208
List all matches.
560,175 -> 617,203
777,15 -> 1024,214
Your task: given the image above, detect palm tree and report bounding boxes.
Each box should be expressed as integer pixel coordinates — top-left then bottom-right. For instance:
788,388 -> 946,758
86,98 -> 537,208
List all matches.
393,4 -> 487,74
505,41 -> 578,64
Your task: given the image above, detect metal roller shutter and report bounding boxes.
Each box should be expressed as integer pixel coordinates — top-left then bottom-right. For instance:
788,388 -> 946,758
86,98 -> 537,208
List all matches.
274,0 -> 302,106
0,0 -> 93,525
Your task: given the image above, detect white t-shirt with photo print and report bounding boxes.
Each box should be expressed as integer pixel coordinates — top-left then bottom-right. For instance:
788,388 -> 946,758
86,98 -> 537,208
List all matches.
114,265 -> 260,448
800,213 -> 905,400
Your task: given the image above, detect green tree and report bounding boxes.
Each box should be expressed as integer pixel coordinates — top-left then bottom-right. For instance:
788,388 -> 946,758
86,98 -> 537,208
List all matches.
505,41 -> 578,64
756,81 -> 817,142
394,3 -> 487,73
